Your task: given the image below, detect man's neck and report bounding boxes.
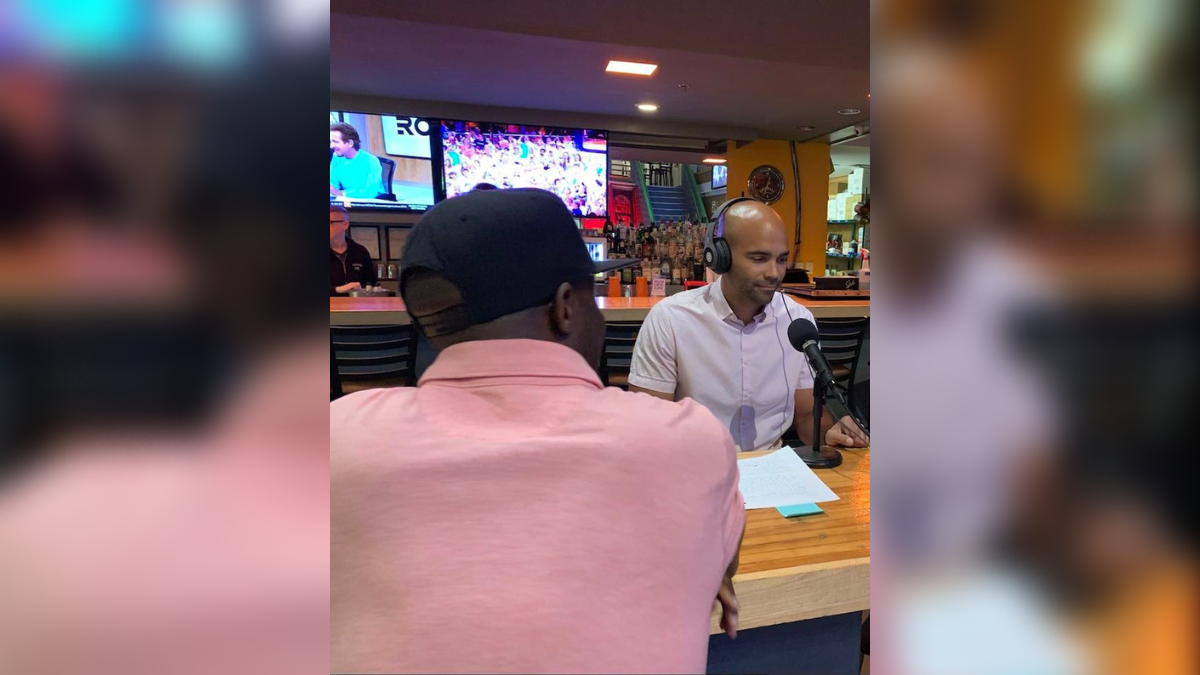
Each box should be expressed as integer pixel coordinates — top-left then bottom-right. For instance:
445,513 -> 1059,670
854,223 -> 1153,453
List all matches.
330,235 -> 347,252
342,147 -> 358,160
721,282 -> 765,325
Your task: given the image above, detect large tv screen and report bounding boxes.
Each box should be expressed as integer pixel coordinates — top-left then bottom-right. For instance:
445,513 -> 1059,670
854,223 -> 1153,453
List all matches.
440,121 -> 607,217
330,111 -> 436,212
711,164 -> 728,190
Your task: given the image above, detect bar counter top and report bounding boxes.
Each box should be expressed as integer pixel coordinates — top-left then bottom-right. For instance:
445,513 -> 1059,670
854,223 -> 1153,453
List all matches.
331,294 -> 869,326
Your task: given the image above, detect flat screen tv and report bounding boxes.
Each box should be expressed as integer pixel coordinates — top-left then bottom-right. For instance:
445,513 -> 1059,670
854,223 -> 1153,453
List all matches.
440,120 -> 607,217
711,164 -> 728,190
330,110 -> 436,212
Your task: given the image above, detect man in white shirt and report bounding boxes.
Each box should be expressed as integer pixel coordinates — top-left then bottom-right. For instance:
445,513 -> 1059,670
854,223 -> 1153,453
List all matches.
628,199 -> 869,452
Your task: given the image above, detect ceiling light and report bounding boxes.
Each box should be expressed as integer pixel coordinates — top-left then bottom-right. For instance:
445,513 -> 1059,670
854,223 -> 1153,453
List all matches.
702,158 -> 726,164
797,125 -> 816,131
838,108 -> 861,115
636,103 -> 658,112
606,60 -> 657,76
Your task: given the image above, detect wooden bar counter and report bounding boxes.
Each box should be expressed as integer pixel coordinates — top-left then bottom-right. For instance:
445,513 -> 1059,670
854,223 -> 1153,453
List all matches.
708,447 -> 870,635
330,294 -> 869,326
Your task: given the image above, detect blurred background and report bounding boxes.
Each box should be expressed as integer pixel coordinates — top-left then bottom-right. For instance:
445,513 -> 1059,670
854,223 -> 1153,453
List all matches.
2,0 -> 1197,673
1,1 -> 330,674
872,0 -> 1196,674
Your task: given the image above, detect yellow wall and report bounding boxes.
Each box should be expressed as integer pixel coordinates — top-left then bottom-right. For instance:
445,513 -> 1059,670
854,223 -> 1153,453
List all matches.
725,139 -> 831,273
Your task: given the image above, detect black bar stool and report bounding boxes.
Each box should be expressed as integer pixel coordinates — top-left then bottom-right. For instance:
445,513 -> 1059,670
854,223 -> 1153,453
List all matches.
599,321 -> 643,390
330,324 -> 420,400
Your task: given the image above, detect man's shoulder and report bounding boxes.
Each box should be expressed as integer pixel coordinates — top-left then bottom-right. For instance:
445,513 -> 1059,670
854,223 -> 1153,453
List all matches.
596,387 -> 725,439
592,389 -> 734,471
345,238 -> 373,258
331,388 -> 415,434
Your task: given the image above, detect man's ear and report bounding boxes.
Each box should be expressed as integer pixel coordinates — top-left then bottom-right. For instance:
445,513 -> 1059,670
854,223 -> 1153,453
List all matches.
548,282 -> 574,337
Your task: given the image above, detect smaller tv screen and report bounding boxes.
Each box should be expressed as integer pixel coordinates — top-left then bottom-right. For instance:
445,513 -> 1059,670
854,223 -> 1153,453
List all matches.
711,164 -> 728,190
330,110 -> 436,212
583,236 -> 607,279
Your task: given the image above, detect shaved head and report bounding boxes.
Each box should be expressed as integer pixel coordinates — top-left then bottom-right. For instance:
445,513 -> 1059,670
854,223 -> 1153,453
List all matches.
720,200 -> 790,314
722,201 -> 789,251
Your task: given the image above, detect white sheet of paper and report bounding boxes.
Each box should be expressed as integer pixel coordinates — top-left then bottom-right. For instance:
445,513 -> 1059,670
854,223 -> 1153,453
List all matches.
736,447 -> 840,509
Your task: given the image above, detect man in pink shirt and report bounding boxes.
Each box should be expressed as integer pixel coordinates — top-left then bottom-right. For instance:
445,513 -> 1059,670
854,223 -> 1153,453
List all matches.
331,189 -> 745,674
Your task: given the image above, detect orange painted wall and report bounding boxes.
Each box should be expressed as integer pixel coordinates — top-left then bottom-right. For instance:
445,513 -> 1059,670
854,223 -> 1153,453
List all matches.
725,139 -> 831,273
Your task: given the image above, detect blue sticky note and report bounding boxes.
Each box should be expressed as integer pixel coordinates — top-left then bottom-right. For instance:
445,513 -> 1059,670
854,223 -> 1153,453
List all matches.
776,503 -> 824,518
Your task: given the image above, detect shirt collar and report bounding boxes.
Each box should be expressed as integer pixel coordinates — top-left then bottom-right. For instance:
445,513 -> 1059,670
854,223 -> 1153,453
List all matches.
419,339 -> 603,389
707,276 -> 771,325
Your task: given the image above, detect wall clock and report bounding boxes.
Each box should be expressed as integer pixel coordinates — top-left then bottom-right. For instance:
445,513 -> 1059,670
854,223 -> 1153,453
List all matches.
747,165 -> 785,204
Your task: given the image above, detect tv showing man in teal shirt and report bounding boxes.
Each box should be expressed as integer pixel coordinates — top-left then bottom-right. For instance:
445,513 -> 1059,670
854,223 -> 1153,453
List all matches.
330,122 -> 386,199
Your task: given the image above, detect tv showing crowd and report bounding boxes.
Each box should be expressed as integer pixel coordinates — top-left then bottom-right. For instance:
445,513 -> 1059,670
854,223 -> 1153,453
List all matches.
441,121 -> 607,217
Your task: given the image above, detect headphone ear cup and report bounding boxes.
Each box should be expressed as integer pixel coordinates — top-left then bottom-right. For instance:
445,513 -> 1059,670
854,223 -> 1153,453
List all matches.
712,237 -> 731,274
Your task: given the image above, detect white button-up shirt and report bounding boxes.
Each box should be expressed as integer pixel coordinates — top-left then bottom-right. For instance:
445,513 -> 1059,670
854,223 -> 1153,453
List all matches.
628,277 -> 816,451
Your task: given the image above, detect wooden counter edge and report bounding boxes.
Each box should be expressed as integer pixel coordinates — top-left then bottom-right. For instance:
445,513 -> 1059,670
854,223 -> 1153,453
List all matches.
330,297 -> 868,326
708,556 -> 870,635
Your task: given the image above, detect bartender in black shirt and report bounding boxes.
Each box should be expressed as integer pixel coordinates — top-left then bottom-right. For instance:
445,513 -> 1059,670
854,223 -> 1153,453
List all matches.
330,205 -> 377,295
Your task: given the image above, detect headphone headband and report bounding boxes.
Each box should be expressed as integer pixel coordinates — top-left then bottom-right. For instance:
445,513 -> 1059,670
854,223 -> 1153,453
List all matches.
710,196 -> 757,239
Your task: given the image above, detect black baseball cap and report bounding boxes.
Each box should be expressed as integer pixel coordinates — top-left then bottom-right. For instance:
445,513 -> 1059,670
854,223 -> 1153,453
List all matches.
400,189 -> 631,334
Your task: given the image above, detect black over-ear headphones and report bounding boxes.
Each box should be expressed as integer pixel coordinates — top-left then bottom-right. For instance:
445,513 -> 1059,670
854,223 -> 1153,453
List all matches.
703,196 -> 757,275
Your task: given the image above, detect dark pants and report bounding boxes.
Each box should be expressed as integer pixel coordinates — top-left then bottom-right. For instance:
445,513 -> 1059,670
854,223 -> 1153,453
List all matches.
706,612 -> 863,674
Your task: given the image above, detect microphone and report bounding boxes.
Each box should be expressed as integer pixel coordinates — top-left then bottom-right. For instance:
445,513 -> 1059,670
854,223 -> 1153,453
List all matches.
787,319 -> 837,389
786,319 -> 869,468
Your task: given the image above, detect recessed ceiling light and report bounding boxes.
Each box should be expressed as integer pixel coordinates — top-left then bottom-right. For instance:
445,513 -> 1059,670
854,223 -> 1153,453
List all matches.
606,60 -> 658,76
636,103 -> 658,112
838,108 -> 861,115
702,158 -> 726,164
797,125 -> 817,131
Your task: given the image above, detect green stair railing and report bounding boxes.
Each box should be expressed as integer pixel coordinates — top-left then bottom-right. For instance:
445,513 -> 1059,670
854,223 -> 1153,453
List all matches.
629,160 -> 655,224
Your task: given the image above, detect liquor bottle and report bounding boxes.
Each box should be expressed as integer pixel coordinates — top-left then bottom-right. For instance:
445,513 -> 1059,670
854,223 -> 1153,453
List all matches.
671,256 -> 681,285
660,255 -> 670,280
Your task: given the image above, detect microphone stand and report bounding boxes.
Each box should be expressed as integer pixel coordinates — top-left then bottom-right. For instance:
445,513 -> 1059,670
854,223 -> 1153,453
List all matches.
794,378 -> 844,468
777,288 -> 868,467
795,378 -> 870,468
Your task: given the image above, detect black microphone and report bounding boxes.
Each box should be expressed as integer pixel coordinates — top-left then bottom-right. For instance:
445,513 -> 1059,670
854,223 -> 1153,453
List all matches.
787,319 -> 836,389
787,318 -> 870,438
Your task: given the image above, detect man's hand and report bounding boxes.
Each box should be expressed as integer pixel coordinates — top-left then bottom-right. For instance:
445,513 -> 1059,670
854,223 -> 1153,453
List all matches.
330,186 -> 343,197
335,282 -> 362,294
825,415 -> 869,447
716,573 -> 739,639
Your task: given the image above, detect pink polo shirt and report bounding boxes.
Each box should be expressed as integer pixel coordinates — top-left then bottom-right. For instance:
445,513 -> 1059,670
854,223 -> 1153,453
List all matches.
330,339 -> 744,674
